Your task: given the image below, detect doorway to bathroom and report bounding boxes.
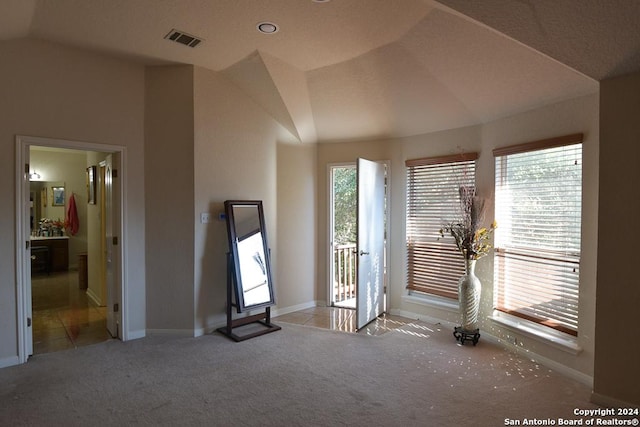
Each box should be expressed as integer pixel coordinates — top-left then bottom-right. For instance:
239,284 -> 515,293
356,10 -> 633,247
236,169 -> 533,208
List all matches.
16,135 -> 125,362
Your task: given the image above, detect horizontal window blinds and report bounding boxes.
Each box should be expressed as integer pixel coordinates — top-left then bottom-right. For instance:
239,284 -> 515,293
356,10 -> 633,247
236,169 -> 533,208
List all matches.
493,140 -> 582,336
406,154 -> 477,299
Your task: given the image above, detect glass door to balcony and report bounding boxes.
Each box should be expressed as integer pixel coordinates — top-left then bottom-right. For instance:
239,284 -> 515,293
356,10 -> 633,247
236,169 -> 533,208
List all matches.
330,164 -> 357,309
329,160 -> 387,329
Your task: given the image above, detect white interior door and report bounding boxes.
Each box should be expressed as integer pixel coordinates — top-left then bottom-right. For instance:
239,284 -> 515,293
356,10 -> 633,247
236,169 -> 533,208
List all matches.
356,158 -> 386,330
104,153 -> 121,338
21,146 -> 34,358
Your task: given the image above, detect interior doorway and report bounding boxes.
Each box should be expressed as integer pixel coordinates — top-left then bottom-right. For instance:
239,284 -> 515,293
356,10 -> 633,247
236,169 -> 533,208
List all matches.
16,135 -> 125,362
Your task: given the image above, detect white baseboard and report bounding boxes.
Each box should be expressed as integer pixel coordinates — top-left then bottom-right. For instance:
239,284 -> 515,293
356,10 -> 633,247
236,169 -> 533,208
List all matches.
146,329 -> 196,337
591,392 -> 640,408
389,308 -> 593,387
202,300 -> 322,335
481,333 -> 593,387
0,355 -> 20,369
389,308 -> 458,330
271,300 -> 320,317
148,302 -> 322,339
194,314 -> 228,337
125,329 -> 146,340
85,288 -> 102,307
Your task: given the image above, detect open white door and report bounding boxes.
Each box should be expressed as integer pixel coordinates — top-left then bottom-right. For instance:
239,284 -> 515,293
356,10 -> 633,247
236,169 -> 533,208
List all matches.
19,144 -> 34,358
356,158 -> 386,330
105,153 -> 121,338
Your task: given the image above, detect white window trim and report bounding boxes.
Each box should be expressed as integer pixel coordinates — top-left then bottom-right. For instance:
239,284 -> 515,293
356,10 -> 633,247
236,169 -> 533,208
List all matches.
403,291 -> 459,313
489,310 -> 582,355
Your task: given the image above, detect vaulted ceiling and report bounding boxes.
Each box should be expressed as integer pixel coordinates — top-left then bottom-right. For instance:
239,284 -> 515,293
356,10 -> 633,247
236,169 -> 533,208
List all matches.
2,0 -> 638,143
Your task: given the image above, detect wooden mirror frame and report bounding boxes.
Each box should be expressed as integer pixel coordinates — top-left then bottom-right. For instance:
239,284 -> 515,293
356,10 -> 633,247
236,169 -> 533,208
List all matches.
224,200 -> 276,313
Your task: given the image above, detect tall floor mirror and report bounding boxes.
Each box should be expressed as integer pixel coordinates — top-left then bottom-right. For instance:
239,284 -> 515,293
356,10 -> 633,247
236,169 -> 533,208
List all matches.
217,200 -> 281,341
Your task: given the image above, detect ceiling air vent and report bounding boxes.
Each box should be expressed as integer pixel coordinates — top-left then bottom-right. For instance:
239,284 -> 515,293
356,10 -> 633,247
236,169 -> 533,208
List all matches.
164,29 -> 203,48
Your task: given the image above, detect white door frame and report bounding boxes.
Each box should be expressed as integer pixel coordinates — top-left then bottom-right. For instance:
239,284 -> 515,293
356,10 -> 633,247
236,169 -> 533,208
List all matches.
326,161 -> 390,308
15,135 -> 128,363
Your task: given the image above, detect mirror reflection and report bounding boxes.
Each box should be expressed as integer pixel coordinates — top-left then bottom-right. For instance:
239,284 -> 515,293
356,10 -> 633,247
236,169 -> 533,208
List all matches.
224,201 -> 275,312
236,230 -> 270,306
29,181 -> 65,235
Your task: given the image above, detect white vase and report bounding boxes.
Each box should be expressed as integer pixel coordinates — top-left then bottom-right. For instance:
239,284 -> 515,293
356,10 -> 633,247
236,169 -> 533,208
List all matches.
458,259 -> 481,332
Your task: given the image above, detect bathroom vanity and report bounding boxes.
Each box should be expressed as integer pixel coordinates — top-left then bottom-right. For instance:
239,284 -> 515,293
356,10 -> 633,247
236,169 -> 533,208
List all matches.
30,236 -> 69,273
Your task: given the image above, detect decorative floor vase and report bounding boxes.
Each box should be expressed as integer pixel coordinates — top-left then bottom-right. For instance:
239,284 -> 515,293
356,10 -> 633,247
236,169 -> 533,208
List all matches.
458,259 -> 481,332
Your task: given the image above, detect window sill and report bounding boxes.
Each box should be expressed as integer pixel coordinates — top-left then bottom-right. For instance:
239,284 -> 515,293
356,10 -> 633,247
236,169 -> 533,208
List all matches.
403,292 -> 459,312
489,311 -> 582,355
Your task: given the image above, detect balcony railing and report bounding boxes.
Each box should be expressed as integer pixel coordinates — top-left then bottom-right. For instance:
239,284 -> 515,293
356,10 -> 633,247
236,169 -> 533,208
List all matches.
334,243 -> 357,305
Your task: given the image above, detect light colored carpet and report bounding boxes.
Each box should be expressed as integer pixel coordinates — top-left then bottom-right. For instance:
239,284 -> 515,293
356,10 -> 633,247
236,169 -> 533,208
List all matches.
0,320 -> 597,426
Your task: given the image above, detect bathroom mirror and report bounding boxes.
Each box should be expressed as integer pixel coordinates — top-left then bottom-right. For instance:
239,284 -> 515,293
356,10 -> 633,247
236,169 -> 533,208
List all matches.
29,181 -> 65,233
224,200 -> 275,312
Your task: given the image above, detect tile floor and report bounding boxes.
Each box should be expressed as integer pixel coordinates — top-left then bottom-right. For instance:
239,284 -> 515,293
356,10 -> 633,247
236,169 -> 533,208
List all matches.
31,271 -> 111,354
31,272 -> 409,353
273,306 -> 413,336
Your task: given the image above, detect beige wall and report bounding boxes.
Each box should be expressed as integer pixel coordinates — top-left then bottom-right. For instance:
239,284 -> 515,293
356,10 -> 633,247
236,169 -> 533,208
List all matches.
145,65 -> 195,333
0,38 -> 146,364
317,93 -> 599,381
2,32 -> 634,408
192,66 -> 314,333
595,72 -> 640,406
276,142 -> 317,308
143,63 -> 317,336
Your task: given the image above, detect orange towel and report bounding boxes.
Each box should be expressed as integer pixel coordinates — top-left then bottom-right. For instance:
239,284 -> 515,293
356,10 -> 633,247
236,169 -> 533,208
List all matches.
65,193 -> 79,236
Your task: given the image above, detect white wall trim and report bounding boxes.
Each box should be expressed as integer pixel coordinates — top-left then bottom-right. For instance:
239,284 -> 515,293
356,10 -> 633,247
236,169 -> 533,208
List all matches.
127,329 -> 146,340
195,313 -> 228,337
146,329 -> 195,337
154,300 -> 323,338
481,333 -> 593,387
590,392 -> 640,409
86,288 -> 103,308
489,311 -> 582,355
402,293 -> 459,313
389,308 -> 458,329
389,308 -> 593,387
0,356 -> 21,369
272,300 -> 319,317
193,301 -> 321,338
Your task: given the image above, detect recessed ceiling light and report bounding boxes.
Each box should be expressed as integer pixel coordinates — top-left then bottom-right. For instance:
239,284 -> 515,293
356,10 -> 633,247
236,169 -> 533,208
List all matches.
312,0 -> 331,3
257,22 -> 279,34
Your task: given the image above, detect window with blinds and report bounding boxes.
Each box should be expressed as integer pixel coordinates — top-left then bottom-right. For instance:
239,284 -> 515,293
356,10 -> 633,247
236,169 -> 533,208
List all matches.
493,134 -> 583,336
406,153 -> 477,299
